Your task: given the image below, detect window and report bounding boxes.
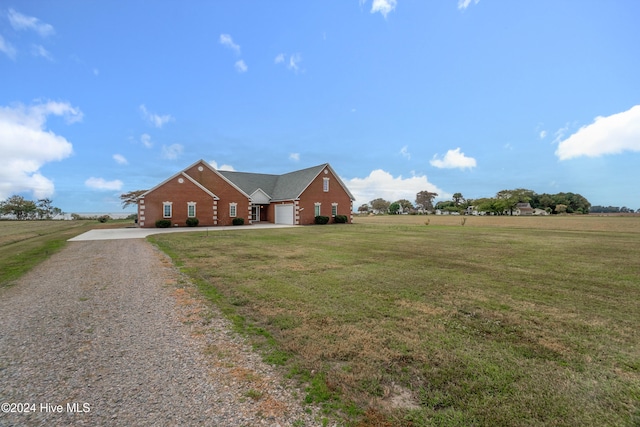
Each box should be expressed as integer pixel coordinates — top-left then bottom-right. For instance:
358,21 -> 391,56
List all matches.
229,203 -> 237,217
187,202 -> 196,218
323,177 -> 329,192
163,202 -> 172,218
332,203 -> 338,217
314,203 -> 321,217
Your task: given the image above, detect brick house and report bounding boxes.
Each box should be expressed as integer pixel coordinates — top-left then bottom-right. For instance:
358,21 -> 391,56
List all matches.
137,160 -> 355,227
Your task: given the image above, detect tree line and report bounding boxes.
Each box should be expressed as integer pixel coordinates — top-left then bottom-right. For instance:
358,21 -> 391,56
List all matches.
359,191 -> 440,214
590,205 -> 640,214
0,195 -> 62,219
473,189 -> 591,215
358,188 -> 593,215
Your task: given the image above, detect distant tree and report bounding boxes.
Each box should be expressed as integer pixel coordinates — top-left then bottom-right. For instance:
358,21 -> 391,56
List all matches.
555,204 -> 568,214
396,199 -> 414,213
358,204 -> 370,214
475,197 -> 501,215
496,188 -> 534,215
591,205 -> 619,214
532,192 -> 590,214
37,198 -> 54,219
567,193 -> 591,214
435,200 -> 461,213
1,195 -> 33,219
533,193 -> 555,211
452,192 -> 464,206
370,198 -> 390,214
24,200 -> 38,219
388,202 -> 401,215
415,191 -> 438,213
120,190 -> 148,209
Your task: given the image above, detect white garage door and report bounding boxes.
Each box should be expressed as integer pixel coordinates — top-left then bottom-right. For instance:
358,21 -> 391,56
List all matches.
274,204 -> 294,225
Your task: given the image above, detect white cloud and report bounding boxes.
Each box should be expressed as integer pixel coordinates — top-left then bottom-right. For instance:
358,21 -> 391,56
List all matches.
430,148 -> 477,170
289,153 -> 300,161
343,169 -> 448,208
275,53 -> 303,72
458,0 -> 480,10
139,104 -> 173,128
400,145 -> 411,160
370,0 -> 397,18
208,160 -> 235,171
234,59 -> 248,73
539,130 -> 547,139
552,123 -> 570,145
31,44 -> 53,61
0,35 -> 17,60
0,101 -> 79,199
555,105 -> 640,161
219,34 -> 240,54
140,133 -> 153,148
161,143 -> 184,160
8,8 -> 55,37
113,154 -> 128,165
288,53 -> 302,72
29,101 -> 83,124
85,177 -> 123,191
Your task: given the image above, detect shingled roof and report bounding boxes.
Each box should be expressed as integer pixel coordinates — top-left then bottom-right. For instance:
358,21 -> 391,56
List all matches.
219,163 -> 355,202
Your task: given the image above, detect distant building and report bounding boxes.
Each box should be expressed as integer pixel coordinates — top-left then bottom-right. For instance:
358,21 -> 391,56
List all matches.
532,208 -> 549,216
514,203 -> 534,216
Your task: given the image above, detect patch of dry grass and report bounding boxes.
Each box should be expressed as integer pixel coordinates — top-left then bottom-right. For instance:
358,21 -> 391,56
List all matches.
150,216 -> 640,426
0,219 -> 136,288
354,213 -> 640,233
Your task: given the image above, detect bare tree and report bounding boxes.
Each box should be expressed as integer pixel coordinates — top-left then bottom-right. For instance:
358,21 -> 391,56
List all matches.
120,190 -> 148,209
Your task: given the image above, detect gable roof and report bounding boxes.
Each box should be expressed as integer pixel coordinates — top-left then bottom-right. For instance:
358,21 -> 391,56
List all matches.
271,164 -> 329,201
140,170 -> 219,200
219,163 -> 355,202
217,170 -> 279,198
139,160 -> 355,203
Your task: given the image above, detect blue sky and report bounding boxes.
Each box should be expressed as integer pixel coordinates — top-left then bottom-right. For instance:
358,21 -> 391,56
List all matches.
1,1 -> 639,213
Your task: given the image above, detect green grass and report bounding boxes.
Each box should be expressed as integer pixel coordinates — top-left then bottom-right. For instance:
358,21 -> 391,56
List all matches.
0,219 -> 133,288
149,216 -> 640,426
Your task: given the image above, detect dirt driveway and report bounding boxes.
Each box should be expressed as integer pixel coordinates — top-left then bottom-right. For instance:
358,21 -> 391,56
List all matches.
0,239 -> 320,427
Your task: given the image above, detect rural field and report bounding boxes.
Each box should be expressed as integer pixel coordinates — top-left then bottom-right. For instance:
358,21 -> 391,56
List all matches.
0,219 -> 133,288
1,216 -> 638,426
150,215 -> 640,426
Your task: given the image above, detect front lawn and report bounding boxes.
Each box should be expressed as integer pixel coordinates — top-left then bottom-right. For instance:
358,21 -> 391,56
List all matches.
150,216 -> 640,426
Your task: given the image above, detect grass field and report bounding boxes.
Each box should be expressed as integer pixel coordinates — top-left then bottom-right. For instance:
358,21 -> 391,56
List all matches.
150,215 -> 640,426
2,216 -> 637,425
0,219 -> 133,288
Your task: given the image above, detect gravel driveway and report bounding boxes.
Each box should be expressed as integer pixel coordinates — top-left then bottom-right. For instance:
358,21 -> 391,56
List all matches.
0,240 -> 321,427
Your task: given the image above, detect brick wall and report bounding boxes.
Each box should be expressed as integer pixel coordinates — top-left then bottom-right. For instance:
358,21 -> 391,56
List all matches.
138,161 -> 251,227
138,175 -> 216,227
183,163 -> 251,226
297,167 -> 353,224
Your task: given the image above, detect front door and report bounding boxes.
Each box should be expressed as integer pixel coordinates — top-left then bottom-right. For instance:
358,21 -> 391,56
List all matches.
252,206 -> 260,222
